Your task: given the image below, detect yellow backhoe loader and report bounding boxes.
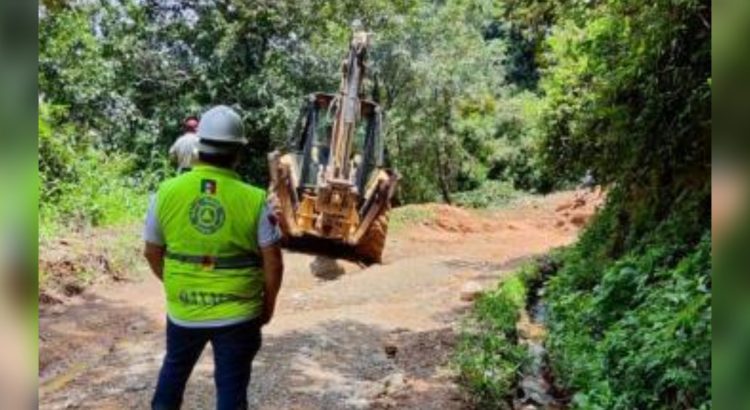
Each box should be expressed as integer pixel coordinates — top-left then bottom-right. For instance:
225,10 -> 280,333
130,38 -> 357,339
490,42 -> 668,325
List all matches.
267,29 -> 399,264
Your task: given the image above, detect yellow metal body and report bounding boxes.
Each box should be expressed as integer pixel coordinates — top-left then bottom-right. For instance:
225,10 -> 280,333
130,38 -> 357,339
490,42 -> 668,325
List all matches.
266,28 -> 399,263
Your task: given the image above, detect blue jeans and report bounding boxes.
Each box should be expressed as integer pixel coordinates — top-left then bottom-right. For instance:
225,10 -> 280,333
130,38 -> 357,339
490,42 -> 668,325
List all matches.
151,318 -> 262,410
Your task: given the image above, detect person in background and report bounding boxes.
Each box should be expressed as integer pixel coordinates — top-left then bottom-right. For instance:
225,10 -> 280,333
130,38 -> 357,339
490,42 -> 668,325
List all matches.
144,106 -> 284,410
580,169 -> 596,191
169,116 -> 200,173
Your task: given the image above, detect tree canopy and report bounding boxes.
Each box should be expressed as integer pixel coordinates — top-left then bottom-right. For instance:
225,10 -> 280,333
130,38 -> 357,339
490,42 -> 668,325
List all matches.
40,0 -> 553,222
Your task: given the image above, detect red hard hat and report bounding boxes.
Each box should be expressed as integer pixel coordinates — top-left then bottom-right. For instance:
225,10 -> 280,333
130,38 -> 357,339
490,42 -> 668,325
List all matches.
184,117 -> 199,131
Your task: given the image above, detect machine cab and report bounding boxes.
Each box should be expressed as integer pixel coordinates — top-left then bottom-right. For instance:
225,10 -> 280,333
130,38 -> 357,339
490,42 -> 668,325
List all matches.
289,93 -> 384,200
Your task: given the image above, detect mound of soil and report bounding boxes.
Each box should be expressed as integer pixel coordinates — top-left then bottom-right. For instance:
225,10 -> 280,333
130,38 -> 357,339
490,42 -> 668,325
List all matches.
39,226 -> 141,304
417,204 -> 498,234
553,188 -> 605,230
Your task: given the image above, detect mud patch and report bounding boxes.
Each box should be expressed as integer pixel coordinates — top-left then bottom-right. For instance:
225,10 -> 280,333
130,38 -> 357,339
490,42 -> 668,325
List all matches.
372,327 -> 467,409
426,204 -> 497,234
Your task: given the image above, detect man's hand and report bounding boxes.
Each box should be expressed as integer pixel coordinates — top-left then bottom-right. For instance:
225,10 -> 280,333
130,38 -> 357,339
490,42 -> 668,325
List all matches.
260,244 -> 283,326
259,301 -> 274,326
267,193 -> 282,225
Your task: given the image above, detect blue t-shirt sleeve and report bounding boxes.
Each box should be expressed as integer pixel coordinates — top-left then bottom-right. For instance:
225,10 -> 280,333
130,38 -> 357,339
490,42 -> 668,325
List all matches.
257,204 -> 281,248
143,194 -> 165,245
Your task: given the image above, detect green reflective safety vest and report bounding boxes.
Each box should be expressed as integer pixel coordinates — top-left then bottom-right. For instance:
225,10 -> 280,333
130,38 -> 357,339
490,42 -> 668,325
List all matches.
156,164 -> 266,323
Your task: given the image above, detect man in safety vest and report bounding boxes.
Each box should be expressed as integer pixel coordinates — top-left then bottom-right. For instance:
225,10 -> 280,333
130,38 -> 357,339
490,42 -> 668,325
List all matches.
143,105 -> 284,410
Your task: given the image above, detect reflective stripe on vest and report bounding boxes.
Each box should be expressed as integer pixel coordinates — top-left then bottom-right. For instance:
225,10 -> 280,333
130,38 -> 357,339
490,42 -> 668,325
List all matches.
165,251 -> 262,269
156,164 -> 267,323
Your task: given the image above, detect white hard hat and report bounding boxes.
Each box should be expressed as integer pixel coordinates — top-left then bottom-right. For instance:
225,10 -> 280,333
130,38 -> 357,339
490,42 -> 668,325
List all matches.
196,105 -> 247,154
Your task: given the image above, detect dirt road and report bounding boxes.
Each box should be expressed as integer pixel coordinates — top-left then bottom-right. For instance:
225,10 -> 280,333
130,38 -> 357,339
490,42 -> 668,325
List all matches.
39,191 -> 599,409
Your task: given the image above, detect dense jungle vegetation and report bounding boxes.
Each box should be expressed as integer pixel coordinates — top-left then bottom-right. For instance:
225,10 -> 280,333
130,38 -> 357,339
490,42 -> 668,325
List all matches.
39,0 -> 710,408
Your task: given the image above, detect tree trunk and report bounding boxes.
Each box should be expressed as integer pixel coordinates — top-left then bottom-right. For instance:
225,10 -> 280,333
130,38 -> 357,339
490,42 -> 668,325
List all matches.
435,142 -> 452,204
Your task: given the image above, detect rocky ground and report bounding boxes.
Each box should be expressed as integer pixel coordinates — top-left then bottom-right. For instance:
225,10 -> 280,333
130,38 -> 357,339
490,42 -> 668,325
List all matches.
38,190 -> 602,409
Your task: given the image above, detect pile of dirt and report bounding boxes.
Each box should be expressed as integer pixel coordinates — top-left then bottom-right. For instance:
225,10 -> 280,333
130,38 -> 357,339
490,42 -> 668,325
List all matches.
419,204 -> 497,234
39,226 -> 141,304
553,188 -> 605,230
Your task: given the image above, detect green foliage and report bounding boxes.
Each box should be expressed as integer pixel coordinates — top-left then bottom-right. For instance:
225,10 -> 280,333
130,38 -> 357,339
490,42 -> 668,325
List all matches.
535,0 -> 710,188
456,276 -> 529,407
497,0 -> 715,405
453,180 -> 518,209
371,0 -> 515,202
455,91 -> 553,194
499,0 -> 712,406
39,101 -> 157,235
39,0 -> 549,222
546,192 -> 711,409
713,209 -> 750,410
39,149 -> 150,232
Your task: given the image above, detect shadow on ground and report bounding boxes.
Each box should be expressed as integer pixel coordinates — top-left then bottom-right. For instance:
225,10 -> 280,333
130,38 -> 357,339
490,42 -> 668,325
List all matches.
39,291 -> 162,383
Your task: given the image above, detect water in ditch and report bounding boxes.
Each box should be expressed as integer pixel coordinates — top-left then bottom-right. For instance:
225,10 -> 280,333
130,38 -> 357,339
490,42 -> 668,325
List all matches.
513,284 -> 567,410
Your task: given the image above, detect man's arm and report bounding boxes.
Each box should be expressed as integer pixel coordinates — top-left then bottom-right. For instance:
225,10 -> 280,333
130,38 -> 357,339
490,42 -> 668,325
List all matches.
257,197 -> 284,326
144,242 -> 166,281
143,194 -> 166,281
260,244 -> 283,326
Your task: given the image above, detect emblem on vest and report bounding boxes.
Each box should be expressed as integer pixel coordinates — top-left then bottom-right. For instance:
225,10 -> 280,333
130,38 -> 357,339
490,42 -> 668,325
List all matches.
189,196 -> 226,234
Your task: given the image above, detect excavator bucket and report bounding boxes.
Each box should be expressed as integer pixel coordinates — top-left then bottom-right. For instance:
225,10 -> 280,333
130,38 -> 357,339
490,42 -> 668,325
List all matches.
267,30 -> 398,264
268,146 -> 399,264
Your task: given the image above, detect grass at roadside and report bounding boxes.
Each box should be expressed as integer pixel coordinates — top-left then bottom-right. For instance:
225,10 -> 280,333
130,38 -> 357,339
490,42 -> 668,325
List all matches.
390,205 -> 437,232
455,265 -> 537,407
39,184 -> 150,242
452,180 -> 520,209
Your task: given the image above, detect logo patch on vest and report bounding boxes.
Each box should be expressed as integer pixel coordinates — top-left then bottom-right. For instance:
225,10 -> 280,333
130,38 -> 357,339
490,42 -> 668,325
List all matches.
189,196 -> 225,234
201,179 -> 217,195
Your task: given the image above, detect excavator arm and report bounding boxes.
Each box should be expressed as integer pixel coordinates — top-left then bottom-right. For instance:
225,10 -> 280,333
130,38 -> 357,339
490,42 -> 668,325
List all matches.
267,27 -> 399,264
